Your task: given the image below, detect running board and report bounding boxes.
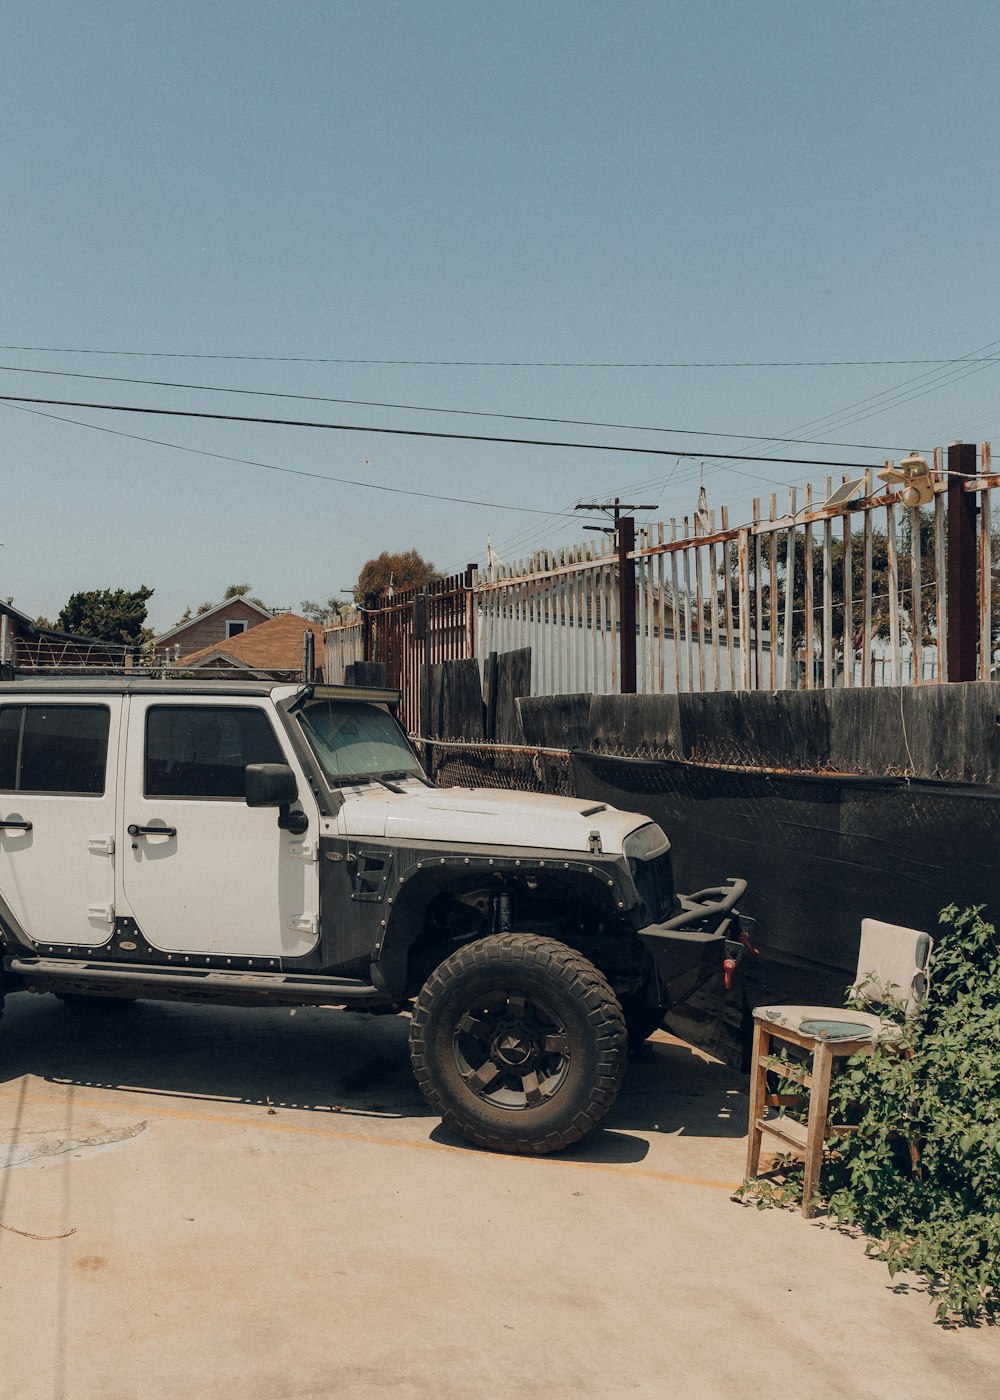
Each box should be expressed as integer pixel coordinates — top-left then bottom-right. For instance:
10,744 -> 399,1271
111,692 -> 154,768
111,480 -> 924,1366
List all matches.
8,957 -> 390,1008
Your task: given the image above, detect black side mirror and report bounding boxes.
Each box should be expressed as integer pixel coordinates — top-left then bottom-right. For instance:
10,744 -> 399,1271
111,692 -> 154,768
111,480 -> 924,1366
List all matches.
245,763 -> 298,808
245,763 -> 309,835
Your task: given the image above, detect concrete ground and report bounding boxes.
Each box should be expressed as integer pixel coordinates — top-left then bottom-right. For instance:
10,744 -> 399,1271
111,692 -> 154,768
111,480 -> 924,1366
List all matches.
0,993 -> 996,1400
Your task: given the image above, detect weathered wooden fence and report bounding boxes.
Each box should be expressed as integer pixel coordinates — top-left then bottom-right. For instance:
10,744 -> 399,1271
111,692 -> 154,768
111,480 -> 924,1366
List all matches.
324,440 -> 998,731
323,610 -> 364,681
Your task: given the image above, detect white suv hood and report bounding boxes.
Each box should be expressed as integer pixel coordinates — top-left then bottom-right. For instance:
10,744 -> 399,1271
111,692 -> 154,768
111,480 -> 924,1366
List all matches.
335,783 -> 651,856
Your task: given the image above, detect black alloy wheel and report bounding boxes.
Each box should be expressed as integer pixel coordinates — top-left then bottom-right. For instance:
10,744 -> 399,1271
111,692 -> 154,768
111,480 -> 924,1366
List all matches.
453,987 -> 572,1111
409,932 -> 627,1155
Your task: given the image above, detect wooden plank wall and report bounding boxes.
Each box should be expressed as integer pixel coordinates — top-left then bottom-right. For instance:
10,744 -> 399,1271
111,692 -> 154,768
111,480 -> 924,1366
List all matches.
427,658 -> 484,741
494,648 -> 532,745
501,682 -> 1000,785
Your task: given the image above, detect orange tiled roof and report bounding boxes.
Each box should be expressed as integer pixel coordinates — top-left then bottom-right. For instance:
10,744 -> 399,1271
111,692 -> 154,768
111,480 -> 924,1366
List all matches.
178,613 -> 324,672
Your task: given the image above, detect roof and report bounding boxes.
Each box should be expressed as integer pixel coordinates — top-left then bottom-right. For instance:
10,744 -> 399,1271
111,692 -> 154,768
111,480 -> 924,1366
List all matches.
0,599 -> 127,655
155,595 -> 273,646
177,612 -> 324,673
0,599 -> 36,629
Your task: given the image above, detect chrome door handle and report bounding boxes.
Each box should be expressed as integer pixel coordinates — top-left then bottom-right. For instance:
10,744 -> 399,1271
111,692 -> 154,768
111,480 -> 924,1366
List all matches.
0,818 -> 32,831
127,823 -> 177,838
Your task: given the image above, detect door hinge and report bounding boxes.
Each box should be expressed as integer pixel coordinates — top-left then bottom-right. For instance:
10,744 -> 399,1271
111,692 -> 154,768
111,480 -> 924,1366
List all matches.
289,839 -> 318,862
87,902 -> 115,924
88,835 -> 115,855
289,914 -> 319,935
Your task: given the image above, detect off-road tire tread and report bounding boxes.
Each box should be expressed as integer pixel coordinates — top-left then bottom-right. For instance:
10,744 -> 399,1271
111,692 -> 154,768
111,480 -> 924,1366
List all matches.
409,933 -> 627,1155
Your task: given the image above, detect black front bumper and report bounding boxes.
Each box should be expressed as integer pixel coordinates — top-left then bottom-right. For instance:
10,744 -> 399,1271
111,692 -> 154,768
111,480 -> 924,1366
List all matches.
636,876 -> 748,1004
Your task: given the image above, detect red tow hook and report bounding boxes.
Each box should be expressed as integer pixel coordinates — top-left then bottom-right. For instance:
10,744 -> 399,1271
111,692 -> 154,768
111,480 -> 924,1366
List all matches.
738,927 -> 761,958
724,919 -> 759,989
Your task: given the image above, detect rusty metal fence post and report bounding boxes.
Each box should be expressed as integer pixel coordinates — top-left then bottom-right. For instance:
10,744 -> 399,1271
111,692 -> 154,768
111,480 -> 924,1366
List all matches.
946,441 -> 978,682
412,590 -> 430,738
361,594 -> 376,664
617,514 -> 637,693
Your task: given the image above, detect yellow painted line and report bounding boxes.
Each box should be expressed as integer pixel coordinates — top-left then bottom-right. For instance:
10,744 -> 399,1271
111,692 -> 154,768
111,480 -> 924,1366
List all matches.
0,1086 -> 739,1193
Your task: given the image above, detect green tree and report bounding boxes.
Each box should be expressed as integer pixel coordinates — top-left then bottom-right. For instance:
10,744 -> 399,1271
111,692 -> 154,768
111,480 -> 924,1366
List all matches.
222,582 -> 269,608
353,550 -> 439,604
57,586 -> 154,649
300,597 -> 346,625
718,507 -> 942,664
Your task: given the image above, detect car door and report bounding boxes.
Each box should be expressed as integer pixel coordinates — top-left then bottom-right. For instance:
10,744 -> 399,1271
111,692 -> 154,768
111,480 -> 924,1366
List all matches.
0,697 -> 122,948
119,696 -> 320,960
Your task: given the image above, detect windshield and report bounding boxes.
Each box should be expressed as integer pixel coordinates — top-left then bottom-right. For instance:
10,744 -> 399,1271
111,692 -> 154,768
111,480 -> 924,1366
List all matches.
296,699 -> 423,786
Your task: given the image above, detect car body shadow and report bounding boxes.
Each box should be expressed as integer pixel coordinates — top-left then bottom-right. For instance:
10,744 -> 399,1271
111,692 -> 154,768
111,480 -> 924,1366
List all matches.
0,995 -> 747,1155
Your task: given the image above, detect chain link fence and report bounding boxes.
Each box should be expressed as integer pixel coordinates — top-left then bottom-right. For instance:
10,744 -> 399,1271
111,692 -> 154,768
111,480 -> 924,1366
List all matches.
415,730 -> 1000,985
416,739 -> 575,796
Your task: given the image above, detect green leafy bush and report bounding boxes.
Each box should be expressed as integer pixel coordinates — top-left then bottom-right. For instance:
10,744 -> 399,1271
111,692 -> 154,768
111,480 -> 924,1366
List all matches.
742,904 -> 1000,1324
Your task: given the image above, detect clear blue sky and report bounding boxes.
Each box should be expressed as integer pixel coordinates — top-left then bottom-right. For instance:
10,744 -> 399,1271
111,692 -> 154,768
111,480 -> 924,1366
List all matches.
2,0 -> 997,630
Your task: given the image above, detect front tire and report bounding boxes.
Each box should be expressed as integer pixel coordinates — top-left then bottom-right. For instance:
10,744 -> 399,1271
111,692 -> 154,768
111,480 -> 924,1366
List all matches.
409,933 -> 627,1155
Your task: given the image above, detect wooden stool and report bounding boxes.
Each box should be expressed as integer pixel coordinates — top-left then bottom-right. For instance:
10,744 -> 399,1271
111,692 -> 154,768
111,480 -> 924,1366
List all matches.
745,1015 -> 873,1218
745,920 -> 932,1218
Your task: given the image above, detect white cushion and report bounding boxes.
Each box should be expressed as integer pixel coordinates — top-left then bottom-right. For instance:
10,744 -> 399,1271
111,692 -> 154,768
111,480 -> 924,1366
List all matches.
852,919 -> 933,1013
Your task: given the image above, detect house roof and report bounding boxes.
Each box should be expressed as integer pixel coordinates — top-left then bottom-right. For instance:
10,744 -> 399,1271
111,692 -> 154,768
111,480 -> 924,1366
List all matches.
177,612 -> 323,673
155,595 -> 273,646
0,599 -> 127,655
0,599 -> 37,629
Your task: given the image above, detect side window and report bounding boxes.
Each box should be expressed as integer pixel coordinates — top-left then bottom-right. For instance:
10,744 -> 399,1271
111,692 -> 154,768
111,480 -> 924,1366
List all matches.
145,705 -> 285,799
0,707 -> 20,790
0,705 -> 110,795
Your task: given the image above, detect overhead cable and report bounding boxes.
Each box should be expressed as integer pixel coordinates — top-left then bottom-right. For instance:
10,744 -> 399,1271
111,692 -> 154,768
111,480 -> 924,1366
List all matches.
0,401 -> 594,520
2,343 -> 1000,369
0,395 -> 883,470
0,363 -> 907,451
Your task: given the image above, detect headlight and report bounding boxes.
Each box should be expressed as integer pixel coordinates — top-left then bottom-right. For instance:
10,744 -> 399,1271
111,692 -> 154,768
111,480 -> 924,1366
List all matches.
623,824 -> 670,862
624,825 -> 675,924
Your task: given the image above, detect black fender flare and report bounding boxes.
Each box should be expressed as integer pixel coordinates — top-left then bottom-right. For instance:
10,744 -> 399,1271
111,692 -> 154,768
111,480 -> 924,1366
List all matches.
370,848 -> 638,999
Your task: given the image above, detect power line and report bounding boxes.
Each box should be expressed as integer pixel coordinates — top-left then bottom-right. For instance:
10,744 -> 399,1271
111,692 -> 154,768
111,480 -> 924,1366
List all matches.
444,337 -> 999,564
3,342 -> 1000,369
0,362 -> 908,451
692,336 -> 1000,486
0,401 -> 596,520
749,337 -> 1000,443
0,394 -> 884,470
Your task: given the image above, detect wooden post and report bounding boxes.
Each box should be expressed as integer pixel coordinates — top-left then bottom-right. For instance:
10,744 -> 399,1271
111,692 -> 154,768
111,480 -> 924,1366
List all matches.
946,441 -> 978,682
737,526 -> 751,691
484,651 -> 499,742
464,563 -> 478,662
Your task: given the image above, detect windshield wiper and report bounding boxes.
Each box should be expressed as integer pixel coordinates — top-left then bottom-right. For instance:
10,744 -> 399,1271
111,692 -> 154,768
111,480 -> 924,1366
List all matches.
339,773 -> 407,793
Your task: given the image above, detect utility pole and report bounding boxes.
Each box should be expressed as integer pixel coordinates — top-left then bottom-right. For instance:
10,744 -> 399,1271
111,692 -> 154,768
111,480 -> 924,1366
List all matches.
575,499 -> 655,694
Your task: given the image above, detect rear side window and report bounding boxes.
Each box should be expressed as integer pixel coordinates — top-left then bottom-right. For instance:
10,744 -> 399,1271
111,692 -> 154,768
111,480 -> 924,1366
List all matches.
0,705 -> 110,795
145,705 -> 285,799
